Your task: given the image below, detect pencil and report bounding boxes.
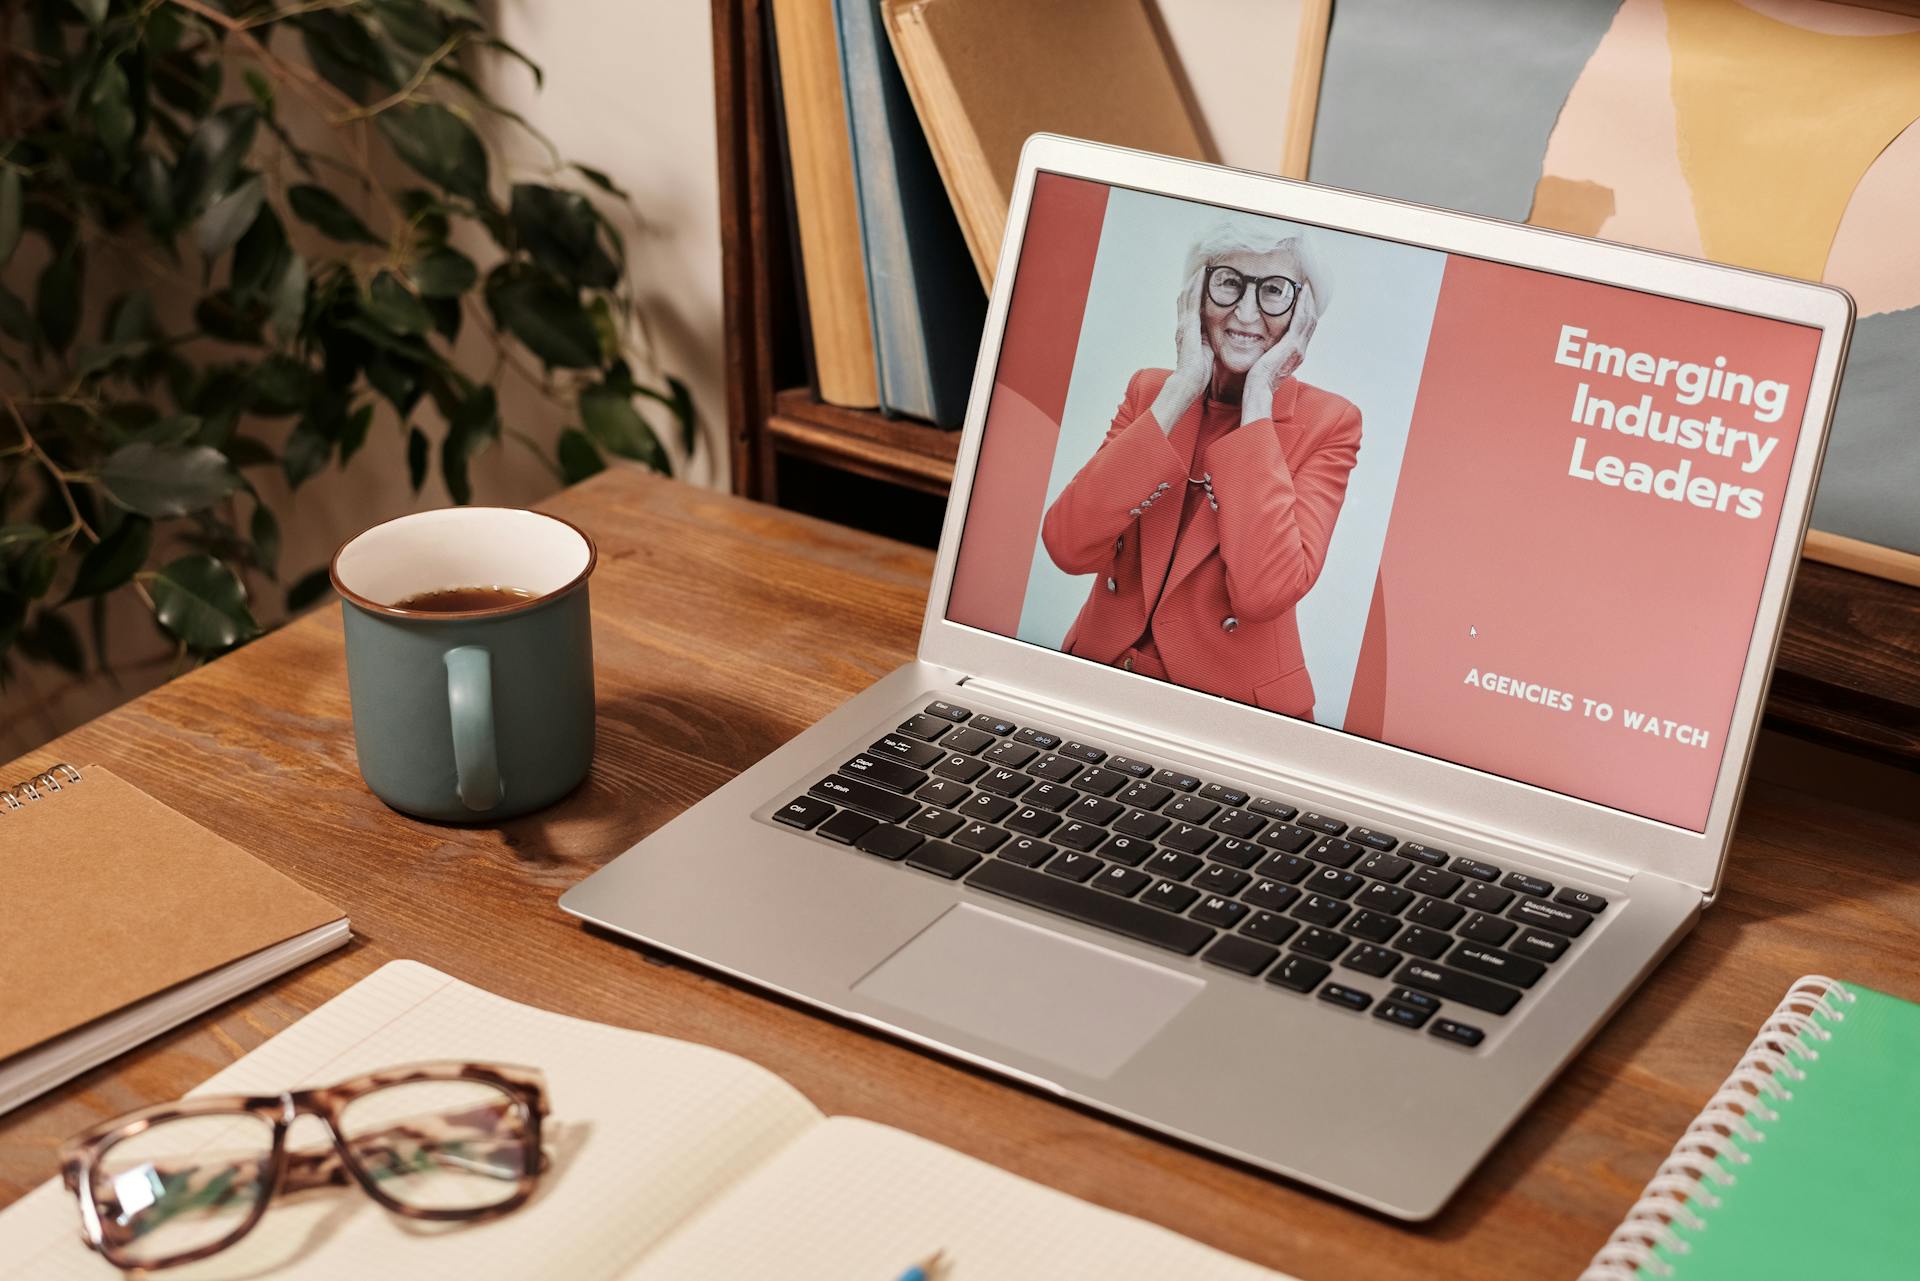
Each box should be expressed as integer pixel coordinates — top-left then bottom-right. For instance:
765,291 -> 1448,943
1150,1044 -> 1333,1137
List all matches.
892,1248 -> 947,1281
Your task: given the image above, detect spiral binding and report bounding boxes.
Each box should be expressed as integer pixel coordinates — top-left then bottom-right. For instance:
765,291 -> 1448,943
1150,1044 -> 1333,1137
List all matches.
1579,975 -> 1857,1281
0,762 -> 82,812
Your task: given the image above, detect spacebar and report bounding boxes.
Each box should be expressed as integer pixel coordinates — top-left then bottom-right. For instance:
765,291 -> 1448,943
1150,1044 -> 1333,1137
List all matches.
967,860 -> 1216,956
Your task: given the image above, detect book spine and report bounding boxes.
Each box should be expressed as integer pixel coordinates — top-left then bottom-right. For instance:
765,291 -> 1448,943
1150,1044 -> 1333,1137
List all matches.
0,763 -> 81,811
1579,976 -> 1856,1281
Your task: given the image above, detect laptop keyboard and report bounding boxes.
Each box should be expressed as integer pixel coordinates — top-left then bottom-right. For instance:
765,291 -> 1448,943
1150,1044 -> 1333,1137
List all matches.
775,701 -> 1612,1049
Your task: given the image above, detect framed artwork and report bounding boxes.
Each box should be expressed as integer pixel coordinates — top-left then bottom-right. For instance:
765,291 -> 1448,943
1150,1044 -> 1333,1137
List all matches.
1284,0 -> 1920,585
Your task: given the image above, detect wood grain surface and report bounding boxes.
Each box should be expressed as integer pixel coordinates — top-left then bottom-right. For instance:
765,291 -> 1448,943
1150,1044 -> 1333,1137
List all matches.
4,468 -> 1917,1280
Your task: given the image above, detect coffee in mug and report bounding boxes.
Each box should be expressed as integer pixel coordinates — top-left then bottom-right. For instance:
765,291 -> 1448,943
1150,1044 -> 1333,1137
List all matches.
394,586 -> 538,612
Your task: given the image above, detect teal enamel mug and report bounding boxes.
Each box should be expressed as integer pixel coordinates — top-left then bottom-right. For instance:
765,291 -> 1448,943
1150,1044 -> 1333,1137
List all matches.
330,507 -> 597,822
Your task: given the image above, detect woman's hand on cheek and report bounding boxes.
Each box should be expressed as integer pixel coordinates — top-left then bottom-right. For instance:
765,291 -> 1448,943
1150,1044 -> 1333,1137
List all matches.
1155,269 -> 1212,433
1243,281 -> 1322,421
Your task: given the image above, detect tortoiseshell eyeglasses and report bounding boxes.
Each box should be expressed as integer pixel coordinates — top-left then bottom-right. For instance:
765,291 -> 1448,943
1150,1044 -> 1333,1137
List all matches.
59,1061 -> 549,1272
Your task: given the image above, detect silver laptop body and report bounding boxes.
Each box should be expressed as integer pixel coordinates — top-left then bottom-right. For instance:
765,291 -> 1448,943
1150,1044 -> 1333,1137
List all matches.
563,136 -> 1851,1220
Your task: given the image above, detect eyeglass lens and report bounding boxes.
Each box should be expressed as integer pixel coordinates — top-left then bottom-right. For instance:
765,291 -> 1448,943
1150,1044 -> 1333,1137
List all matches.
91,1112 -> 277,1268
338,1078 -> 532,1211
1206,266 -> 1296,317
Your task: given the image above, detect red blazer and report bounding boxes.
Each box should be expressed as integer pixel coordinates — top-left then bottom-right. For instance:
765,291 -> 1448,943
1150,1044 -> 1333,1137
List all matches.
1041,368 -> 1362,718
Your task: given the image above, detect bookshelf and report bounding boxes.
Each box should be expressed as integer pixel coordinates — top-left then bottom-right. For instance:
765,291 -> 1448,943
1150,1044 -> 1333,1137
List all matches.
707,0 -> 1920,768
712,0 -> 960,518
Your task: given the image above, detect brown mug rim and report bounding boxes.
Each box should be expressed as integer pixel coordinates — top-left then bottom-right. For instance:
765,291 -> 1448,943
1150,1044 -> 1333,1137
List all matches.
329,506 -> 598,622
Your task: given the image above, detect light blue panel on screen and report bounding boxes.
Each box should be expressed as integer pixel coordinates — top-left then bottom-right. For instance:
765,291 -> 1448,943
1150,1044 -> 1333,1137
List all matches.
1308,0 -> 1619,221
1014,186 -> 1448,728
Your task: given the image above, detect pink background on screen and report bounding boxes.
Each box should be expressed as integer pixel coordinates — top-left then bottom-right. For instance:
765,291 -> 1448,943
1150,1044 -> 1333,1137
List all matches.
946,174 -> 1110,634
1354,255 -> 1819,829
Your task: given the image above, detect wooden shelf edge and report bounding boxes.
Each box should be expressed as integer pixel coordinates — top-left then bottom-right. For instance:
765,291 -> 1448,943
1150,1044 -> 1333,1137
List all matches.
766,389 -> 960,494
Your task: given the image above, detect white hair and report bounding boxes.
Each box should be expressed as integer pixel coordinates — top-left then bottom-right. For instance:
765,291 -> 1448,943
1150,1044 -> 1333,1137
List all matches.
1183,217 -> 1330,311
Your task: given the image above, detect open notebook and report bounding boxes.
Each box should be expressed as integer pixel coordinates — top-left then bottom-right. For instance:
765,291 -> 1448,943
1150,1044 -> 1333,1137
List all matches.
0,962 -> 1294,1280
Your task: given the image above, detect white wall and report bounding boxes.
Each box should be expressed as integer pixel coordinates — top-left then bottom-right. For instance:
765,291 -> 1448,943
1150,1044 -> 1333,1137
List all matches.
487,0 -> 727,488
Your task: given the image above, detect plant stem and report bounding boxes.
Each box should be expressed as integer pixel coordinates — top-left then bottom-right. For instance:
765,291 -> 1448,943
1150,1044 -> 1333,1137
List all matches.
2,396 -> 98,547
338,33 -> 464,124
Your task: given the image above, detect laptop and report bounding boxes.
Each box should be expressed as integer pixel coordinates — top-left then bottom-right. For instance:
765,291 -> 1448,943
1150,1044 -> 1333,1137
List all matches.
562,135 -> 1852,1220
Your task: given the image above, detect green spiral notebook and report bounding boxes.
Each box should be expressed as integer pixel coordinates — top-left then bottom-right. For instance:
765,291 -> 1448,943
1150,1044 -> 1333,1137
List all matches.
1581,976 -> 1920,1280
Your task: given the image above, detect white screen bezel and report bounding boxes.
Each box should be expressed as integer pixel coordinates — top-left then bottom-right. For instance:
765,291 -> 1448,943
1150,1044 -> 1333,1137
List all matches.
917,134 -> 1852,899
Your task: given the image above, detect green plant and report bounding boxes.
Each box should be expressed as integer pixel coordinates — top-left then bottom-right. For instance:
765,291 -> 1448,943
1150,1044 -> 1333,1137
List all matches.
0,0 -> 692,673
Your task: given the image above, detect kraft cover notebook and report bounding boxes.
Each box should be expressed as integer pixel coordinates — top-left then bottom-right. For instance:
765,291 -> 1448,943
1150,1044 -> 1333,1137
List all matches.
0,764 -> 349,1115
0,962 -> 1297,1281
1581,976 -> 1920,1280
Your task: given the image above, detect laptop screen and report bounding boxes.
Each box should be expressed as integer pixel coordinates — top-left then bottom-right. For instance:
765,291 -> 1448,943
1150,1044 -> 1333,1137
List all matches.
944,173 -> 1824,833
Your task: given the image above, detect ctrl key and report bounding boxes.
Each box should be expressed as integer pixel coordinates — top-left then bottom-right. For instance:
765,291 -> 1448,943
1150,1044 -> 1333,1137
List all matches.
774,796 -> 835,830
1429,1018 -> 1485,1048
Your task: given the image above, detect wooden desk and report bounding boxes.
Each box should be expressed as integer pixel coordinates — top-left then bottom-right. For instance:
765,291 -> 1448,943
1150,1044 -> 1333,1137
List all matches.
4,470 -> 1917,1279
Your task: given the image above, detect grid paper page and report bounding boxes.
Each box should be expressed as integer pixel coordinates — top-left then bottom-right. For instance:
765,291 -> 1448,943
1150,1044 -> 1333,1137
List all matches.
0,961 -> 822,1281
624,1116 -> 1298,1281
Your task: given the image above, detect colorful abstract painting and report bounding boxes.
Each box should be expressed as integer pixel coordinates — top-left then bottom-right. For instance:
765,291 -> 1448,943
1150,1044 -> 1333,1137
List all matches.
1308,0 -> 1920,559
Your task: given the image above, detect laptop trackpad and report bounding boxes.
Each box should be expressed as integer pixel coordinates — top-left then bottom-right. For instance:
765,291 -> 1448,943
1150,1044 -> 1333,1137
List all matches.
853,904 -> 1204,1079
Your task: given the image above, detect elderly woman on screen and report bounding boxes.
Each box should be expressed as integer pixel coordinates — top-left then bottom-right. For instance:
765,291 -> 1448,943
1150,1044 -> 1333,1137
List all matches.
1040,220 -> 1363,720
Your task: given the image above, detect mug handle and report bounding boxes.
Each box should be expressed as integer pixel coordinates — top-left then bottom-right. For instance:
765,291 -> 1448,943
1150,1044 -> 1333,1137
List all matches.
444,646 -> 503,812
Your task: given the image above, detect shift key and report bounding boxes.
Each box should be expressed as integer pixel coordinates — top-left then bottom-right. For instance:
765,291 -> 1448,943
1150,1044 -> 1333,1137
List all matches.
809,775 -> 917,823
1393,960 -> 1521,1016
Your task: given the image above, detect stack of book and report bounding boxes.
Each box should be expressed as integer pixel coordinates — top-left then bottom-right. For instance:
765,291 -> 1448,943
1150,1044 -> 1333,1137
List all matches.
769,0 -> 1209,429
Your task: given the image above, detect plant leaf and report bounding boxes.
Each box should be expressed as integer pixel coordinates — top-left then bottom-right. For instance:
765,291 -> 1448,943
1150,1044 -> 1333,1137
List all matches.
482,36 -> 544,89
150,554 -> 260,652
484,261 -> 598,368
88,58 -> 136,161
196,176 -> 265,261
19,611 -> 84,674
231,204 -> 289,302
365,271 -> 432,336
286,567 -> 333,612
249,353 -> 314,414
410,247 -> 476,297
0,167 -> 22,268
0,592 -> 22,659
288,184 -> 383,245
0,282 -> 32,343
509,183 -> 618,288
376,102 -> 490,202
105,289 -> 155,343
282,424 -> 332,489
407,425 -> 428,491
175,105 -> 258,221
637,375 -> 700,455
270,251 -> 309,340
136,415 -> 204,446
339,402 -> 374,464
251,502 -> 280,575
579,385 -> 665,469
98,442 -> 241,517
571,163 -> 627,200
37,250 -> 83,353
74,0 -> 109,24
67,517 -> 153,603
557,428 -> 605,485
131,150 -> 173,236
